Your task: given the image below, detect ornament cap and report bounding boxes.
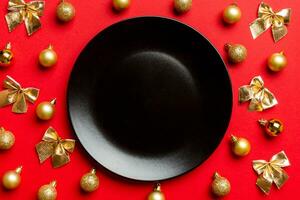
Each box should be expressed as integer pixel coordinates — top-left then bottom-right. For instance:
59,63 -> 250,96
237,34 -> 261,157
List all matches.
279,51 -> 284,55
5,42 -> 12,50
154,183 -> 161,192
48,44 -> 54,50
258,119 -> 268,126
231,135 -> 238,143
90,168 -> 97,174
224,43 -> 233,51
15,166 -> 22,174
213,172 -> 221,179
50,180 -> 57,187
50,98 -> 57,105
0,127 -> 5,132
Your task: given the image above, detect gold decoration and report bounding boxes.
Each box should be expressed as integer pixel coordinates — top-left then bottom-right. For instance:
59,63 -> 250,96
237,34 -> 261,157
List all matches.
2,166 -> 22,190
0,127 -> 15,150
231,135 -> 251,157
250,2 -> 291,42
253,151 -> 290,194
0,42 -> 14,67
239,76 -> 278,111
259,118 -> 284,137
5,0 -> 45,36
223,3 -> 242,24
268,52 -> 287,72
39,45 -> 58,68
225,43 -> 247,63
35,127 -> 75,168
80,169 -> 100,192
174,0 -> 192,13
148,183 -> 165,200
0,75 -> 40,113
211,172 -> 231,197
112,0 -> 130,11
56,0 -> 76,22
38,181 -> 57,200
36,99 -> 56,120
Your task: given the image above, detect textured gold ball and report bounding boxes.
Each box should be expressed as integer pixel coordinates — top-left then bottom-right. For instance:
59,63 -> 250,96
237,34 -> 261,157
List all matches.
268,52 -> 287,72
39,45 -> 58,68
225,43 -> 247,63
80,169 -> 99,192
211,172 -> 231,197
223,4 -> 242,24
56,1 -> 75,22
231,135 -> 251,156
2,167 -> 22,190
36,99 -> 56,120
0,128 -> 15,150
38,181 -> 57,200
174,0 -> 192,13
113,0 -> 130,11
148,184 -> 165,200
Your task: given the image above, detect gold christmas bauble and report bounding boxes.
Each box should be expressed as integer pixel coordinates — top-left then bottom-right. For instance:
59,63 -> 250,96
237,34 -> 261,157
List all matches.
268,52 -> 287,72
56,1 -> 76,22
0,42 -> 13,67
39,45 -> 58,68
148,183 -> 165,200
211,172 -> 231,197
225,43 -> 247,63
113,0 -> 130,11
259,118 -> 284,137
0,127 -> 15,150
80,169 -> 99,192
231,135 -> 251,156
2,166 -> 22,190
174,0 -> 192,13
38,181 -> 57,200
36,99 -> 56,120
223,4 -> 242,24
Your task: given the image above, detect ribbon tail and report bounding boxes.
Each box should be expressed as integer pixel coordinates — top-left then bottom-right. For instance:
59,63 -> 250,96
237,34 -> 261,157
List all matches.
273,168 -> 289,189
52,144 -> 71,168
0,89 -> 14,108
256,175 -> 273,194
5,11 -> 23,32
250,18 -> 268,39
12,93 -> 27,113
35,141 -> 55,163
272,25 -> 288,42
25,13 -> 41,36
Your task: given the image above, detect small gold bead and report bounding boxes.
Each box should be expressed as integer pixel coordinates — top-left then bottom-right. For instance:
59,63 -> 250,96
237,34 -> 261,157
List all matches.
223,4 -> 242,24
2,166 -> 22,190
39,45 -> 58,68
113,0 -> 130,11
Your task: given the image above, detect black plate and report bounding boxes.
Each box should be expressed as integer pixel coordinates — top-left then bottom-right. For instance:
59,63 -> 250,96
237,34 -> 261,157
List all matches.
68,17 -> 232,181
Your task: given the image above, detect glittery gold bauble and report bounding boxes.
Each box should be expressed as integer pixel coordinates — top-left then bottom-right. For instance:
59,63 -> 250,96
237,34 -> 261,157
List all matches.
148,183 -> 165,200
113,0 -> 130,11
56,1 -> 76,22
39,45 -> 58,68
259,118 -> 284,137
0,42 -> 13,67
225,43 -> 247,63
2,166 -> 22,190
0,127 -> 15,150
38,181 -> 57,200
36,99 -> 56,120
174,0 -> 192,13
268,52 -> 287,72
223,4 -> 242,24
211,172 -> 231,197
80,169 -> 99,192
231,135 -> 251,156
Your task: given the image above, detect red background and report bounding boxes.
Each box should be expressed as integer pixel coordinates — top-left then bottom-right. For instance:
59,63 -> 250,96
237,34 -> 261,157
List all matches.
0,0 -> 299,199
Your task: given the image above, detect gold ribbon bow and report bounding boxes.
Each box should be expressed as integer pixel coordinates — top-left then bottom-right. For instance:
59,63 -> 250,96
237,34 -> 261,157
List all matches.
36,127 -> 75,168
250,2 -> 291,42
239,76 -> 278,111
0,75 -> 39,113
253,151 -> 290,194
5,0 -> 45,36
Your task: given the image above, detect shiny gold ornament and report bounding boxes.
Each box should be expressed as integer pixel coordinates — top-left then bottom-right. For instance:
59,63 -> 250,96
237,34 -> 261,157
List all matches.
36,127 -> 75,168
0,43 -> 14,67
268,52 -> 287,72
36,99 -> 56,120
5,0 -> 45,36
253,151 -> 290,194
174,0 -> 192,13
80,169 -> 100,192
56,0 -> 76,22
38,181 -> 57,200
223,4 -> 242,24
231,135 -> 251,156
39,45 -> 58,68
2,166 -> 22,190
112,0 -> 130,11
259,118 -> 284,137
250,2 -> 291,42
239,76 -> 278,111
0,75 -> 40,113
0,127 -> 15,150
225,43 -> 247,63
211,172 -> 231,197
148,183 -> 165,200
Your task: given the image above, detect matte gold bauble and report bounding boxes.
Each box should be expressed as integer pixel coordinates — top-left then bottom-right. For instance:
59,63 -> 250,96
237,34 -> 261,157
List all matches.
36,99 -> 56,120
225,43 -> 247,63
148,183 -> 165,200
80,169 -> 99,192
211,172 -> 231,197
0,42 -> 14,67
223,4 -> 242,24
113,0 -> 130,11
259,118 -> 284,137
56,1 -> 76,22
2,166 -> 22,190
231,135 -> 251,156
38,181 -> 57,200
174,0 -> 192,13
268,52 -> 287,72
39,45 -> 58,68
0,127 -> 15,150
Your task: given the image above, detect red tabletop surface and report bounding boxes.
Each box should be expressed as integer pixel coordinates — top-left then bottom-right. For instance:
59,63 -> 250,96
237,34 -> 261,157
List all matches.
1,0 -> 300,199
